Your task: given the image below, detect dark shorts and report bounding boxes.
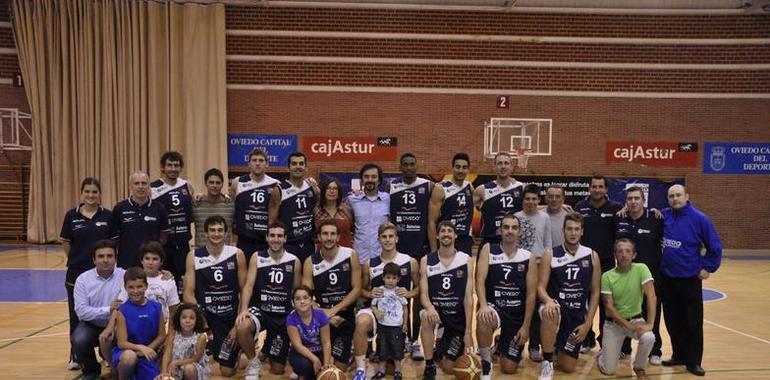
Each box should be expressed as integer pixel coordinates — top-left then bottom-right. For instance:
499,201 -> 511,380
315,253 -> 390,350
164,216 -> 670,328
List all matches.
248,307 -> 290,364
285,239 -> 315,263
330,318 -> 354,364
206,312 -> 239,369
163,242 -> 190,279
289,348 -> 322,380
490,305 -> 525,362
554,308 -> 586,359
237,237 -> 267,261
376,325 -> 405,361
435,316 -> 466,362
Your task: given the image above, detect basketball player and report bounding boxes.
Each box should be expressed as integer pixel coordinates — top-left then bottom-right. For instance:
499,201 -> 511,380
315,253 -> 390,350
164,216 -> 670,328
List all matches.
302,220 -> 362,370
151,151 -> 195,284
236,221 -> 302,379
473,152 -> 524,255
279,152 -> 318,262
476,214 -> 537,379
183,215 -> 247,377
386,152 -> 432,358
352,222 -> 419,380
537,213 -> 601,380
428,152 -> 474,255
232,148 -> 281,261
420,221 -> 475,380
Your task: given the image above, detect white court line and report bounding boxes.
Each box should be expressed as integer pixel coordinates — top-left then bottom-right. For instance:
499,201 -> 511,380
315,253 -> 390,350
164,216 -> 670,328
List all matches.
705,319 -> 770,345
0,331 -> 69,343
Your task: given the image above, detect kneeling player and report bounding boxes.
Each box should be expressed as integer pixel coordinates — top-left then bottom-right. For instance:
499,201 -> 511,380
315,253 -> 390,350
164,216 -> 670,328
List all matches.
537,213 -> 601,380
236,222 -> 302,379
476,214 -> 537,379
420,221 -> 474,379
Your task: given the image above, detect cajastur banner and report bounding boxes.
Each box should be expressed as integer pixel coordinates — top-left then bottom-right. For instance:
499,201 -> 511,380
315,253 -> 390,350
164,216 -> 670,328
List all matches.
605,142 -> 698,167
303,136 -> 398,161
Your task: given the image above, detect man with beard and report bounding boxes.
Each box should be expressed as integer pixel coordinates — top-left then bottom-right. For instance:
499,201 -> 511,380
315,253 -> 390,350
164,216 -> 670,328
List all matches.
348,163 -> 390,263
473,152 -> 524,255
151,151 -> 195,284
236,222 -> 302,379
428,152 -> 474,255
303,220 -> 362,370
279,152 -> 319,262
232,149 -> 281,261
574,175 -> 622,351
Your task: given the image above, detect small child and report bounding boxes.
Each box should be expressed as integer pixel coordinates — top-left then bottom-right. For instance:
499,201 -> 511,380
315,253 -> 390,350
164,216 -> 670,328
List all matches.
113,267 -> 165,380
117,241 -> 180,321
371,262 -> 408,380
161,303 -> 210,380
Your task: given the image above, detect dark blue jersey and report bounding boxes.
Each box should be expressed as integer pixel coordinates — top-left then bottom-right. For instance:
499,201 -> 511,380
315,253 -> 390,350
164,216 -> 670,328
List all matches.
389,177 -> 431,257
485,244 -> 531,323
60,206 -> 114,271
151,178 -> 193,244
614,209 -> 664,272
479,180 -> 524,239
425,251 -> 470,327
364,252 -> 412,308
278,180 -> 316,244
547,245 -> 594,312
439,180 -> 474,237
311,247 -> 355,319
234,174 -> 279,242
575,197 -> 622,269
194,245 -> 241,319
250,250 -> 298,315
112,198 -> 169,269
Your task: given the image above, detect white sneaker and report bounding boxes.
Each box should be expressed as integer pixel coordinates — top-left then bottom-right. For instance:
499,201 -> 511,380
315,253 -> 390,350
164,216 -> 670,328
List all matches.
289,373 -> 299,380
649,355 -> 662,366
66,359 -> 81,370
411,341 -> 424,361
539,360 -> 554,380
244,355 -> 261,380
481,375 -> 492,380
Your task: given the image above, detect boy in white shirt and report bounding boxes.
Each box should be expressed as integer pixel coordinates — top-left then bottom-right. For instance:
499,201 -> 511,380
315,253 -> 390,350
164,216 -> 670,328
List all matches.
372,262 -> 409,380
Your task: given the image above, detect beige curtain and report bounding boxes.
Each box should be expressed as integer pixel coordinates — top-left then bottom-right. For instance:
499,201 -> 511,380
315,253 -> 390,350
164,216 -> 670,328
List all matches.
11,0 -> 227,242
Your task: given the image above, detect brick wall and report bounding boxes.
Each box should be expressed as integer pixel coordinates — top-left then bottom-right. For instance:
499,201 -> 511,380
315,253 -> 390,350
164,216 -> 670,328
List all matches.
227,90 -> 770,249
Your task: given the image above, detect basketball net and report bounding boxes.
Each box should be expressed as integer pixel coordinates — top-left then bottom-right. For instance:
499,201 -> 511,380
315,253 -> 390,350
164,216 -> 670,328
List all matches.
515,148 -> 531,169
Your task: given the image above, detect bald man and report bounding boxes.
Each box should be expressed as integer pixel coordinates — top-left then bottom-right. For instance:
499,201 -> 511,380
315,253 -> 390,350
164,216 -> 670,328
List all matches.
659,184 -> 722,376
112,171 -> 170,268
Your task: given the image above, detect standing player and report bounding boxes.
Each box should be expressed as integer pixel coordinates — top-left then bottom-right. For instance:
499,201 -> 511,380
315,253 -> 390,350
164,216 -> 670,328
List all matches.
614,186 -> 664,365
473,152 -> 524,254
420,221 -> 475,380
232,148 -> 281,261
575,175 -> 622,351
237,222 -> 302,379
151,151 -> 195,285
537,213 -> 601,380
113,171 -> 169,268
476,214 -> 537,379
183,215 -> 247,377
352,222 -> 419,380
386,153 -> 431,358
279,152 -> 318,262
428,152 -> 474,255
303,220 -> 362,370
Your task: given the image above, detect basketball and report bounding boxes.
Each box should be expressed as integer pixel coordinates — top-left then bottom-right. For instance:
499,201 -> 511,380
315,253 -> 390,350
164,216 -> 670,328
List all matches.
318,367 -> 348,380
453,353 -> 482,380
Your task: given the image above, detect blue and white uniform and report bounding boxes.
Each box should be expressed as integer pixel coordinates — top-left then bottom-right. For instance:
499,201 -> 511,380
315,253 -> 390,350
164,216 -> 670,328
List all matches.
310,247 -> 356,363
479,180 -> 524,249
389,177 -> 431,258
485,244 -> 531,361
234,174 -> 279,259
439,180 -> 474,254
425,250 -> 470,361
279,180 -> 316,261
151,178 -> 193,277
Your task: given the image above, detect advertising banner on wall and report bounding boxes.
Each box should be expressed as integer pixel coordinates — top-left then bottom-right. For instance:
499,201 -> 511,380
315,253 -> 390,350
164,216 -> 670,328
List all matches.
227,134 -> 297,166
303,136 -> 398,161
605,142 -> 698,167
703,142 -> 770,175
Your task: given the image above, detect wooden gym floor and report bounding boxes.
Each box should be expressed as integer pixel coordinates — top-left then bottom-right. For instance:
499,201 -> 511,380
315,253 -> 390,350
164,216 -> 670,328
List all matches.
1,245 -> 769,379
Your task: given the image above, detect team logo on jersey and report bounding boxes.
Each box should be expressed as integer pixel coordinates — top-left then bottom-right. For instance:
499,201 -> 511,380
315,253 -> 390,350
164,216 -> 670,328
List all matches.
95,222 -> 108,227
227,261 -> 235,270
518,264 -> 526,272
285,264 -> 293,272
637,228 -> 651,234
456,270 -> 463,278
418,187 -> 425,194
581,259 -> 589,268
143,216 -> 157,222
342,262 -> 350,271
401,268 -> 408,276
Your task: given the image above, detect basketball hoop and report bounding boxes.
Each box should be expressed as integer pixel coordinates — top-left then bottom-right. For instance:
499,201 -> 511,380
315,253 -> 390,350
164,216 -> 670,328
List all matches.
514,148 -> 531,169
